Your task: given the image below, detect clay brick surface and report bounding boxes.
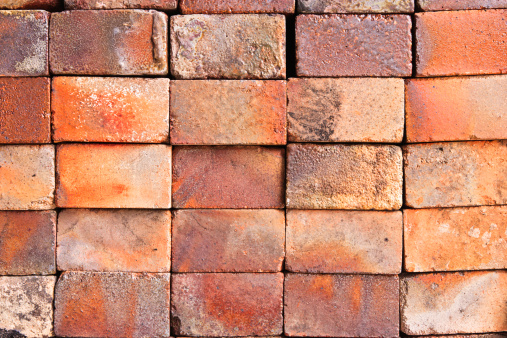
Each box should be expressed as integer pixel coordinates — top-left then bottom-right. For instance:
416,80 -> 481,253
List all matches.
65,0 -> 177,10
56,144 -> 171,208
406,76 -> 507,142
284,274 -> 399,337
50,10 -> 168,75
170,15 -> 286,79
0,0 -> 58,9
288,78 -> 404,142
171,273 -> 283,336
52,77 -> 169,143
57,209 -> 171,272
0,77 -> 50,144
400,271 -> 507,335
418,0 -> 507,11
415,10 -> 507,77
298,0 -> 414,13
180,0 -> 295,13
404,141 -> 507,208
0,145 -> 55,210
286,210 -> 402,273
296,14 -> 412,77
54,272 -> 170,338
172,146 -> 285,208
0,10 -> 48,76
172,209 -> 285,272
286,144 -> 403,210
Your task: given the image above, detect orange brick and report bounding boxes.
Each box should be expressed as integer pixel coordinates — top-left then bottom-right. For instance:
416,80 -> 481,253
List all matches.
415,10 -> 507,76
298,0 -> 414,13
65,0 -> 177,10
180,0 -> 295,13
418,0 -> 507,11
52,77 -> 169,143
0,0 -> 58,9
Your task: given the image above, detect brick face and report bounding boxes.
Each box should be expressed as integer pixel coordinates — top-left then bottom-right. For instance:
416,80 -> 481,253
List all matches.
418,0 -> 507,11
0,0 -> 58,9
180,0 -> 295,13
65,0 -> 177,10
298,0 -> 415,13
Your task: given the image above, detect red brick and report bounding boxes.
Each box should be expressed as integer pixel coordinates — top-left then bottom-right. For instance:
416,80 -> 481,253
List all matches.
65,0 -> 177,10
50,10 -> 168,75
55,272 -> 170,338
56,144 -> 171,208
285,274 -> 399,337
296,14 -> 412,77
171,273 -> 283,336
298,0 -> 414,13
415,10 -> 507,77
172,209 -> 285,272
0,0 -> 58,9
411,335 -> 507,338
406,76 -> 507,142
52,77 -> 169,143
404,141 -> 507,208
400,271 -> 507,335
180,0 -> 295,13
172,146 -> 285,208
0,211 -> 55,275
418,0 -> 507,11
0,77 -> 50,144
57,209 -> 171,272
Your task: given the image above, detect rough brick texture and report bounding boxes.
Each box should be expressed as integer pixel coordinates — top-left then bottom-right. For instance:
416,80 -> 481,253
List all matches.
0,0 -> 57,9
65,0 -> 177,10
298,0 -> 415,13
180,0 -> 295,13
418,0 -> 507,11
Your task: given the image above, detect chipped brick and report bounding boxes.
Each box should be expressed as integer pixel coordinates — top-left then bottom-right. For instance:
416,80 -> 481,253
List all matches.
418,0 -> 507,11
65,0 -> 177,10
180,0 -> 295,13
298,0 -> 414,13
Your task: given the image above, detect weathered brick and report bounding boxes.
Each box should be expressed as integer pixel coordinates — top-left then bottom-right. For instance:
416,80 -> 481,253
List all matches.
0,145 -> 54,210
0,10 -> 48,76
65,0 -> 177,10
401,271 -> 507,335
170,15 -> 286,79
406,76 -> 507,142
0,0 -> 58,10
173,146 -> 285,208
404,141 -> 507,208
0,276 -> 55,338
180,0 -> 295,13
298,0 -> 414,13
416,10 -> 507,77
171,273 -> 283,336
418,0 -> 507,11
57,209 -> 171,272
286,144 -> 403,210
52,77 -> 169,143
286,210 -> 402,274
54,272 -> 170,338
285,274 -> 399,337
296,14 -> 412,77
50,10 -> 167,75
56,144 -> 171,208
0,77 -> 50,144
172,209 -> 285,272
288,78 -> 404,143
411,335 -> 507,338
404,206 -> 507,272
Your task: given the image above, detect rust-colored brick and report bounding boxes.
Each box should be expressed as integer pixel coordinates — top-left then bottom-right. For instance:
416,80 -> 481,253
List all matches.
171,273 -> 283,336
296,14 -> 412,77
401,271 -> 507,335
0,0 -> 58,9
298,0 -> 414,13
65,0 -> 177,10
56,144 -> 171,208
50,10 -> 168,75
418,0 -> 507,11
404,141 -> 507,208
415,10 -> 507,76
406,76 -> 507,142
172,209 -> 285,272
172,146 -> 285,208
180,0 -> 295,13
0,77 -> 50,144
54,272 -> 171,338
285,274 -> 399,337
52,77 -> 169,143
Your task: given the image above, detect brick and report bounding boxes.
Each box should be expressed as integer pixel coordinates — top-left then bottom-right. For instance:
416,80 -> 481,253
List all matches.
0,0 -> 58,9
296,14 -> 411,77
418,0 -> 507,11
56,144 -> 171,208
404,206 -> 507,272
404,141 -> 507,208
172,209 -> 285,272
400,271 -> 507,335
171,80 -> 286,145
52,77 -> 169,143
286,210 -> 402,273
54,272 -> 170,338
65,0 -> 177,10
286,144 -> 403,210
172,146 -> 285,208
0,276 -> 55,338
0,77 -> 50,144
411,335 -> 507,338
0,10 -> 48,76
170,15 -> 286,79
180,0 -> 295,13
298,0 -> 414,13
171,273 -> 283,336
0,145 -> 54,210
284,274 -> 399,337
288,78 -> 404,143
50,10 -> 168,75
57,209 -> 171,272
406,76 -> 507,142
415,10 -> 507,77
